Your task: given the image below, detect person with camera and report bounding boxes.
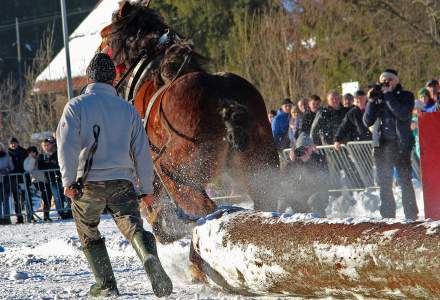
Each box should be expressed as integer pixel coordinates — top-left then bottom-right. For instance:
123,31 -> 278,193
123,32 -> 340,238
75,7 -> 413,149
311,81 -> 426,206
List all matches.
57,53 -> 172,297
363,69 -> 418,220
283,133 -> 330,217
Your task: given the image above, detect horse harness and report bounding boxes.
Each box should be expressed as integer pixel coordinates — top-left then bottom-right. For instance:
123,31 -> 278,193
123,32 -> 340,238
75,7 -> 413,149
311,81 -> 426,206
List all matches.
116,34 -> 206,195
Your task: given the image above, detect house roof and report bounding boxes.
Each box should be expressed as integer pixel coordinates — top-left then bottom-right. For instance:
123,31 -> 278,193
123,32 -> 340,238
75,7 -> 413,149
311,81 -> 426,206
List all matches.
36,0 -> 120,83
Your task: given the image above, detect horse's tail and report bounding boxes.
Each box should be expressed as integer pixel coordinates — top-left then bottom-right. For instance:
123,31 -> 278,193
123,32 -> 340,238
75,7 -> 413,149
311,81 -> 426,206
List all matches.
218,99 -> 250,152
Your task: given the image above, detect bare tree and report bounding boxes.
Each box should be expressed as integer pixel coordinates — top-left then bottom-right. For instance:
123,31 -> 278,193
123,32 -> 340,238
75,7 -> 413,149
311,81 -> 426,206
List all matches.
0,29 -> 57,146
224,0 -> 440,108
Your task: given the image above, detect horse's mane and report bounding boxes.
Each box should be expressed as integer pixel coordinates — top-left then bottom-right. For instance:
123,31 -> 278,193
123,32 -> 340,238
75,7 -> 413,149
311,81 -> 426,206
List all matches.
110,1 -> 207,84
110,1 -> 167,65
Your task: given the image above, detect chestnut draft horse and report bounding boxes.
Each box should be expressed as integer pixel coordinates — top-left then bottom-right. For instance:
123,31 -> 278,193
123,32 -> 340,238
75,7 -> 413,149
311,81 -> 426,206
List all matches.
102,1 -> 279,242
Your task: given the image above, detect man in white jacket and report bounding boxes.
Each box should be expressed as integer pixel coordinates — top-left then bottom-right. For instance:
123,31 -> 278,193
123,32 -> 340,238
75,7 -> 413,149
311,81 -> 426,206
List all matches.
57,53 -> 172,297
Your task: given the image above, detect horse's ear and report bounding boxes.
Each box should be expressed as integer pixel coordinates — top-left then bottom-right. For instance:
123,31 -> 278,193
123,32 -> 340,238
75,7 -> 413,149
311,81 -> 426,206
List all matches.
118,1 -> 132,18
100,24 -> 112,38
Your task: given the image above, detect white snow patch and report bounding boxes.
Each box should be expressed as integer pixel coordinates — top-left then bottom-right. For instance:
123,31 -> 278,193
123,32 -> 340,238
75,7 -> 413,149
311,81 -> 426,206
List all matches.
194,211 -> 289,294
22,237 -> 82,257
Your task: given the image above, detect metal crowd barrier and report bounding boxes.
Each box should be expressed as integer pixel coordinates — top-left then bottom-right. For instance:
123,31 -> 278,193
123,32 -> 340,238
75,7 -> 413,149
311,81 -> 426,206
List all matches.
282,141 -> 421,192
0,168 -> 71,224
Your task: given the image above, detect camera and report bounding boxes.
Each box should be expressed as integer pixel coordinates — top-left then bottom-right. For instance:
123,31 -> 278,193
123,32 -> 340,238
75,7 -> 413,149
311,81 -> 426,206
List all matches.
294,146 -> 306,158
367,82 -> 387,103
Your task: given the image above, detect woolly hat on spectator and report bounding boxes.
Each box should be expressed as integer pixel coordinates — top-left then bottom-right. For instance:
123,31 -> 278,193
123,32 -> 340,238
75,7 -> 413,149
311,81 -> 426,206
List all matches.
380,68 -> 399,83
382,68 -> 398,77
426,79 -> 439,87
86,53 -> 116,83
295,132 -> 313,150
9,137 -> 19,144
281,98 -> 293,105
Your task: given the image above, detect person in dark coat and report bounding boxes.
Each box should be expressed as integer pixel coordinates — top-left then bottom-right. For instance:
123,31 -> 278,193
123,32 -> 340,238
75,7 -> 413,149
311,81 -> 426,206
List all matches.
38,138 -> 70,219
311,91 -> 349,145
8,137 -> 27,224
363,69 -> 418,220
295,94 -> 322,138
281,133 -> 329,217
342,93 -> 354,108
334,90 -> 372,149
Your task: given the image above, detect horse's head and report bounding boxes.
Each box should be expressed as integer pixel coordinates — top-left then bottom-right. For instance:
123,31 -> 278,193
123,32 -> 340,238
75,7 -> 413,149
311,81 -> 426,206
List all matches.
109,0 -> 169,66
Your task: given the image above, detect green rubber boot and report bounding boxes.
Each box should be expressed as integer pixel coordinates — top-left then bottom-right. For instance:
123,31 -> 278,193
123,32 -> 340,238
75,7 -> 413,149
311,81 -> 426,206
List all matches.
131,231 -> 173,297
83,238 -> 119,297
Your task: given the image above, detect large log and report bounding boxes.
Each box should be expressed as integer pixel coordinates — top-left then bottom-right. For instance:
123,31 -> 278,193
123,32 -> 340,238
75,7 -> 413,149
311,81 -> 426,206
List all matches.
190,209 -> 440,299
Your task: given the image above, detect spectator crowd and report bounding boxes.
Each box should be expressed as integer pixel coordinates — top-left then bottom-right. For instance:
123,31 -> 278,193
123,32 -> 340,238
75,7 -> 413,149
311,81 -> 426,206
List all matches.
0,136 -> 72,225
271,69 -> 440,220
1,68 -> 438,225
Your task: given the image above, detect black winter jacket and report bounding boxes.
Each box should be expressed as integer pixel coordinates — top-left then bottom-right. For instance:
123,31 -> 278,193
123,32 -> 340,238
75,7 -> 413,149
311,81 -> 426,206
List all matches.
38,151 -> 62,183
311,105 -> 348,145
335,106 -> 372,143
295,110 -> 316,139
8,146 -> 26,173
363,84 -> 414,150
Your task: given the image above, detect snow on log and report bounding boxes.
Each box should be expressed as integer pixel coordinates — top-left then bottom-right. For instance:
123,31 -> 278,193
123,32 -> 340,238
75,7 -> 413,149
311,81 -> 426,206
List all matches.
190,208 -> 440,298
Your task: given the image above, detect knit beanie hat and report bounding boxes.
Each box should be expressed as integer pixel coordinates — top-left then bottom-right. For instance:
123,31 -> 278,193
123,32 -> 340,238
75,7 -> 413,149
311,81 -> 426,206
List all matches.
281,98 -> 293,105
86,53 -> 116,83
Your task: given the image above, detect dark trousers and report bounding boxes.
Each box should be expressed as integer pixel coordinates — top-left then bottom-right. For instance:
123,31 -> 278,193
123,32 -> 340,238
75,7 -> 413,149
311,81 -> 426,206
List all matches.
374,141 -> 418,220
9,175 -> 25,223
34,181 -> 52,219
0,181 -> 10,222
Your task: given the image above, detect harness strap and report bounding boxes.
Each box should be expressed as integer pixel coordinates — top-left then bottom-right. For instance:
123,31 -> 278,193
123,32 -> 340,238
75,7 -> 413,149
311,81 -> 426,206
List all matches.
159,163 -> 206,195
143,83 -> 170,128
158,98 -> 198,143
114,49 -> 148,91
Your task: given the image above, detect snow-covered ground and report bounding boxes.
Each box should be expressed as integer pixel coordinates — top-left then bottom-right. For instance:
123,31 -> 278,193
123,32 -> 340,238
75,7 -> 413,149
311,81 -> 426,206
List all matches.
0,184 -> 424,299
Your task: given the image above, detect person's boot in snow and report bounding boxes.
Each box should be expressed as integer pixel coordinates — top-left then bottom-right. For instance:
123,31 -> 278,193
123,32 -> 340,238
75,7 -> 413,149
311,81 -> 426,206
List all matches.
83,238 -> 119,297
131,231 -> 173,297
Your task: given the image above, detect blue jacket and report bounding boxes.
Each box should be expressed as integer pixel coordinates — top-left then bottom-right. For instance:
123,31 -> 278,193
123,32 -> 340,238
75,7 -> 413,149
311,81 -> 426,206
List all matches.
422,102 -> 436,112
271,109 -> 291,149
